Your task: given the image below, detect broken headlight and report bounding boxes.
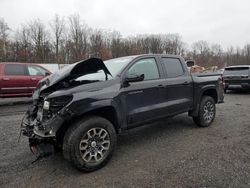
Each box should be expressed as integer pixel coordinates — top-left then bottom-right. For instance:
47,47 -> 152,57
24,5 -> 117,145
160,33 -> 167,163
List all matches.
43,101 -> 50,110
45,95 -> 73,113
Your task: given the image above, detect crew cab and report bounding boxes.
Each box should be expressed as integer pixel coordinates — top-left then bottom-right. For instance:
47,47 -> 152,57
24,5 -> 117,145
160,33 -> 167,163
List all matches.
0,62 -> 50,97
21,54 -> 224,172
223,65 -> 250,93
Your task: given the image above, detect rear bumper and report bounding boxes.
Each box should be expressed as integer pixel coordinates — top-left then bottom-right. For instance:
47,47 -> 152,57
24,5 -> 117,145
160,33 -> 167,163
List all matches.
225,83 -> 250,89
224,80 -> 250,89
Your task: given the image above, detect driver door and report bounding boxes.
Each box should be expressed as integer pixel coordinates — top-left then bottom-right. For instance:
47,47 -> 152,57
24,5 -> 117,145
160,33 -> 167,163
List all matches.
121,57 -> 164,128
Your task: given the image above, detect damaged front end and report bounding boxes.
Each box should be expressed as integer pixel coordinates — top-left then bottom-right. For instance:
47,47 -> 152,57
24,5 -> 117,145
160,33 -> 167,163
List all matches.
20,57 -> 111,158
21,94 -> 74,157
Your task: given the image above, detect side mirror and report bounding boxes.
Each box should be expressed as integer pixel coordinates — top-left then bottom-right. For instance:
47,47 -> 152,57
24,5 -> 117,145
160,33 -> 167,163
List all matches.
125,74 -> 144,83
186,60 -> 195,67
45,72 -> 50,76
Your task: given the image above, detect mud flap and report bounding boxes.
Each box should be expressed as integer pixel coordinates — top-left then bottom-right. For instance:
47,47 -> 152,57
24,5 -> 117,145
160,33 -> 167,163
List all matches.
188,104 -> 200,117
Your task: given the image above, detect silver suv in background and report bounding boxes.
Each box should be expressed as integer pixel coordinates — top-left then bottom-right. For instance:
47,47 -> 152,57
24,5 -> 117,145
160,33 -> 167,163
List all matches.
223,65 -> 250,93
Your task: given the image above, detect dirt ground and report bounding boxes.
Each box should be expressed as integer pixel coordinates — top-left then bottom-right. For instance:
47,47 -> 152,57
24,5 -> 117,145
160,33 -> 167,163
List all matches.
0,91 -> 249,188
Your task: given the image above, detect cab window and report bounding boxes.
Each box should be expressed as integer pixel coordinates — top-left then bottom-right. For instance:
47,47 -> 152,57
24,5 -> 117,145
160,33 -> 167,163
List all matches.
162,58 -> 184,78
127,58 -> 159,81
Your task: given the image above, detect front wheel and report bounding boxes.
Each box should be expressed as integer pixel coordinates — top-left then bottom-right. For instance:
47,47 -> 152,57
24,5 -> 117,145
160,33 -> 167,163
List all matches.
63,116 -> 117,172
193,96 -> 216,127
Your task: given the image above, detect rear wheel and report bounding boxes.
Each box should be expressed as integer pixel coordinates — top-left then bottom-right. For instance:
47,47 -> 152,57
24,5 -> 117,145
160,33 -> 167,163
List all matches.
193,96 -> 216,127
63,116 -> 117,172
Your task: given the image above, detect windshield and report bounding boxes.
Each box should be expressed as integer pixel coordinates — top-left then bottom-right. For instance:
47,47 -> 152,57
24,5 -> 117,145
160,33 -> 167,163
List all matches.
104,56 -> 136,76
224,67 -> 250,76
76,56 -> 135,81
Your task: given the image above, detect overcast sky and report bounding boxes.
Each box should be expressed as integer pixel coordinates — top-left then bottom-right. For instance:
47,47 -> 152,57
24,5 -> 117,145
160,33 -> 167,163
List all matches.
1,0 -> 250,49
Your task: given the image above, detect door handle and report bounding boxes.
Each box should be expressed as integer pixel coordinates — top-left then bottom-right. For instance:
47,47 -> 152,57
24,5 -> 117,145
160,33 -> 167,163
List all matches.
3,77 -> 10,81
158,84 -> 165,88
128,90 -> 143,95
181,81 -> 189,85
31,78 -> 37,81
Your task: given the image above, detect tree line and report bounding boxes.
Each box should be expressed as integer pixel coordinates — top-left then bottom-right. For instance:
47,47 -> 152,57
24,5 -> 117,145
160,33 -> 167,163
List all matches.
1,14 -> 250,68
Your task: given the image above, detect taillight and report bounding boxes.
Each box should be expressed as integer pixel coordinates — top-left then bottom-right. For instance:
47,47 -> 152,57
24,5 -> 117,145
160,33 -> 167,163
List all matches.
222,76 -> 225,85
219,75 -> 225,88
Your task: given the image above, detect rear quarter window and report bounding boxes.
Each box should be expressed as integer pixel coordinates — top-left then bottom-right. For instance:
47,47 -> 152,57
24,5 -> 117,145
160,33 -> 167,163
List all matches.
27,65 -> 46,76
4,64 -> 26,75
224,67 -> 250,75
162,58 -> 184,78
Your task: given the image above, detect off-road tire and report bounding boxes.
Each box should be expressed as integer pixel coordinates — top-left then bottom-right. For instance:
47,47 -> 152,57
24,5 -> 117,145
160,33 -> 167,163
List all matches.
63,116 -> 117,172
193,96 -> 216,127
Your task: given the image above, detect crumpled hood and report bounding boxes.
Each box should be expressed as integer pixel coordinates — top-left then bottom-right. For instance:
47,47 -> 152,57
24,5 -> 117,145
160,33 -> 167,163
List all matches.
34,58 -> 111,98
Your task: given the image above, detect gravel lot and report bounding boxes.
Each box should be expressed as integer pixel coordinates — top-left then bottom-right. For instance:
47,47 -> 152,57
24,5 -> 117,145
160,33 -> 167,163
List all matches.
0,92 -> 250,188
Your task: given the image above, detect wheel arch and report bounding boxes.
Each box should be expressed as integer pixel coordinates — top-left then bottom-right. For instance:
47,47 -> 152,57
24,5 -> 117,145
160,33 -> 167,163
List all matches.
189,87 -> 218,117
56,102 -> 121,146
202,88 -> 218,103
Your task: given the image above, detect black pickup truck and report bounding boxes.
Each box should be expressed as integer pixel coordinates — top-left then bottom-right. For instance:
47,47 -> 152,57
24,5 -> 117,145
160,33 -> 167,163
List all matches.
21,54 -> 224,172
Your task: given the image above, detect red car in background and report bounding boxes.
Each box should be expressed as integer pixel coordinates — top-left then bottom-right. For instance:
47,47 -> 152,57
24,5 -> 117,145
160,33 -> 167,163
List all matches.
0,62 -> 51,97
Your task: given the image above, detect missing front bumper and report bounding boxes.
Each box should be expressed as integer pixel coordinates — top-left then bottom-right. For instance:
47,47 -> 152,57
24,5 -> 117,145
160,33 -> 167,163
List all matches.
29,138 -> 55,158
21,113 -> 64,138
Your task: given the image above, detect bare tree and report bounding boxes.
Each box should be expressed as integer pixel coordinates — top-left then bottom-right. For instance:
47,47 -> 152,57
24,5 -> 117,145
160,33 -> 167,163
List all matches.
68,14 -> 89,61
192,40 -> 210,55
28,19 -> 50,63
50,14 -> 65,63
210,44 -> 224,67
15,25 -> 31,62
1,14 -> 250,67
211,44 -> 222,56
148,35 -> 163,53
89,29 -> 103,57
163,34 -> 185,55
225,46 -> 234,66
243,44 -> 250,64
192,40 -> 211,66
110,30 -> 122,58
0,18 -> 10,61
140,36 -> 151,54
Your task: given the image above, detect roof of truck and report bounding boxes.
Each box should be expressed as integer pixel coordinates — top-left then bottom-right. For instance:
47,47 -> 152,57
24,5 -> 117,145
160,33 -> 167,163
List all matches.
225,65 -> 250,69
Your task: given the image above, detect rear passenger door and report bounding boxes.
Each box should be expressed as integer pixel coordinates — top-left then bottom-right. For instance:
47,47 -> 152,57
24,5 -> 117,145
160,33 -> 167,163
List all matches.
161,57 -> 193,115
1,64 -> 30,95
